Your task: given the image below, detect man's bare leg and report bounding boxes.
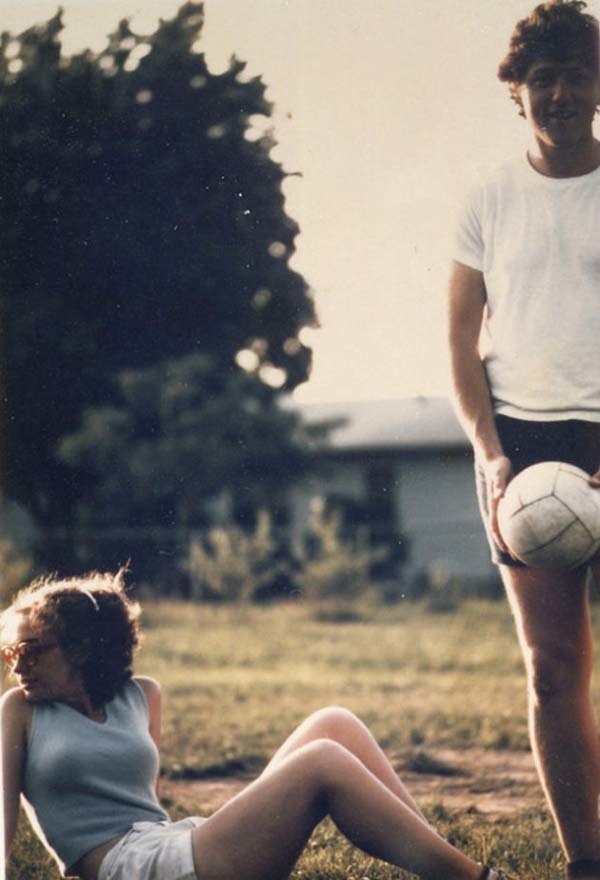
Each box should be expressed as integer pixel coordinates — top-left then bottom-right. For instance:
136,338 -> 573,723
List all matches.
502,564 -> 600,873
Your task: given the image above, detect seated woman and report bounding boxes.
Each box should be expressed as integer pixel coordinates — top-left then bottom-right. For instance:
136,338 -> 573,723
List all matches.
1,571 -> 513,880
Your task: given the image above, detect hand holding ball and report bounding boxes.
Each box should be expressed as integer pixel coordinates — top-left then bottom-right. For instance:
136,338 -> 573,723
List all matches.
497,461 -> 600,568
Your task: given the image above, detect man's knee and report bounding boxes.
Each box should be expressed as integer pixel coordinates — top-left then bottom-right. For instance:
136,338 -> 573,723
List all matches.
526,645 -> 592,705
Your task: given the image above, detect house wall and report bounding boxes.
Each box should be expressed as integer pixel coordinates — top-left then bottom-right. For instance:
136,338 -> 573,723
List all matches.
287,450 -> 496,582
395,452 -> 495,581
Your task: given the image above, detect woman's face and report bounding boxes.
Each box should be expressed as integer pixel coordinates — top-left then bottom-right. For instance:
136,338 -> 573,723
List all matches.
3,613 -> 85,704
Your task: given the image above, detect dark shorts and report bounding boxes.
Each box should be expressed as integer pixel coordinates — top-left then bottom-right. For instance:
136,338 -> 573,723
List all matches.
475,415 -> 600,567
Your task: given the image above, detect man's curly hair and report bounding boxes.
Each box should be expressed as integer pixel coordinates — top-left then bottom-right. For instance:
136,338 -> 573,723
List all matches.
0,569 -> 141,707
498,0 -> 599,114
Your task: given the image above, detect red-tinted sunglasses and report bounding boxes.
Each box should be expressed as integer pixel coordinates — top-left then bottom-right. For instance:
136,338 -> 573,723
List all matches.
0,639 -> 59,670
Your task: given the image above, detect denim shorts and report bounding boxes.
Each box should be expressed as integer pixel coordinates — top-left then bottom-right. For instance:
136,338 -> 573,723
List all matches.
97,817 -> 205,880
475,416 -> 600,567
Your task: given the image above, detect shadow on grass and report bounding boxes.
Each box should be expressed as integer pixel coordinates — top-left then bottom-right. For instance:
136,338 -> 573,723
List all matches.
404,750 -> 471,777
167,753 -> 266,780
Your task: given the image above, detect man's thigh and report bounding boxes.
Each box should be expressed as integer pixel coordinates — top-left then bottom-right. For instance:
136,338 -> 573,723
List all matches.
500,564 -> 593,671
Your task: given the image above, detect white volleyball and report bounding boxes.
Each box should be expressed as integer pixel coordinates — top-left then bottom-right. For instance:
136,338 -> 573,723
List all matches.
497,461 -> 600,568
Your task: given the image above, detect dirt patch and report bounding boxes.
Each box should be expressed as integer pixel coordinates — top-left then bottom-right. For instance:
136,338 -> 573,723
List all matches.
163,748 -> 543,818
396,747 -> 541,815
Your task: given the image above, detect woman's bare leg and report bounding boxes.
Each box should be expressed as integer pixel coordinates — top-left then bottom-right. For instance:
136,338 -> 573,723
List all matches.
264,705 -> 424,818
191,738 -> 483,880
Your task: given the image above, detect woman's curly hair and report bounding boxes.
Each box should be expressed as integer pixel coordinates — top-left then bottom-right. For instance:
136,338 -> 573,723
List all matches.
0,569 -> 141,707
498,0 -> 599,114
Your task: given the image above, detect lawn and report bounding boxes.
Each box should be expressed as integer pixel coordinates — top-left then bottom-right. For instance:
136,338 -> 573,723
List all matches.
9,596 -> 599,879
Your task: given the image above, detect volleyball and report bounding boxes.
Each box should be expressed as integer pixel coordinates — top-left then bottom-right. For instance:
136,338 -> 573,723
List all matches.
497,461 -> 600,568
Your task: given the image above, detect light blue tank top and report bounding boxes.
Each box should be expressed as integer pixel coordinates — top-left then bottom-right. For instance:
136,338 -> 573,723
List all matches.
23,678 -> 169,874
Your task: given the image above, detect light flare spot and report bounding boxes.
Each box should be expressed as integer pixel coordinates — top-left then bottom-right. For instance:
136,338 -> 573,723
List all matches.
268,241 -> 286,258
250,338 -> 268,356
235,349 -> 260,372
299,326 -> 318,346
253,288 -> 271,309
136,89 -> 153,105
5,41 -> 20,59
124,43 -> 151,72
259,365 -> 286,388
283,338 -> 301,356
207,124 -> 227,139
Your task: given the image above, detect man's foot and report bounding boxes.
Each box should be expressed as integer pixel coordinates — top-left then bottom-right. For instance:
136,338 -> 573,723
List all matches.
566,859 -> 600,880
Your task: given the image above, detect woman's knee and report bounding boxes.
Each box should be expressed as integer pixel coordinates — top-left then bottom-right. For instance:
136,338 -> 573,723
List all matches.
304,706 -> 362,740
301,737 -> 354,784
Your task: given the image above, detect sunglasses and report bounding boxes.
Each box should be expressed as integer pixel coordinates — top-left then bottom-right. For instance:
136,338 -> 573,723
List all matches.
0,639 -> 59,670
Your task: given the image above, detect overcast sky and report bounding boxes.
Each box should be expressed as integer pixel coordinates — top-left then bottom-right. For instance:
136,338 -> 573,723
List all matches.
3,0 -> 599,403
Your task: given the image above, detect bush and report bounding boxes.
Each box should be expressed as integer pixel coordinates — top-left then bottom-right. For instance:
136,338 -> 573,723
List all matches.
296,499 -> 386,602
183,511 -> 294,602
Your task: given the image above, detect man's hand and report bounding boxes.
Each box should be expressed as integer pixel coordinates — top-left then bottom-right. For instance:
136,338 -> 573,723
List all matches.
484,455 -> 514,553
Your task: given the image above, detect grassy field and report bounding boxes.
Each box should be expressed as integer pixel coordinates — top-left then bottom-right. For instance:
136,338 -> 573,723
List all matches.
9,596 -> 600,879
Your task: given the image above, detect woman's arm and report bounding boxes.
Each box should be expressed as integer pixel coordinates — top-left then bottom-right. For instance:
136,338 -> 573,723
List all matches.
134,676 -> 163,795
135,676 -> 162,749
1,688 -> 29,858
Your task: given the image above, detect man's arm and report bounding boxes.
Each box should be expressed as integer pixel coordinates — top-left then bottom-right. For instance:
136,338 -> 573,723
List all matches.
447,260 -> 512,549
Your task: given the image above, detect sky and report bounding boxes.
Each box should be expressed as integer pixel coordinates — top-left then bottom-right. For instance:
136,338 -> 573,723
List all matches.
2,0 -> 600,404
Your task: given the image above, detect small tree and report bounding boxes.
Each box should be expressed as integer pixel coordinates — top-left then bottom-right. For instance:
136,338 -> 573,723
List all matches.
58,353 -> 312,530
297,499 -> 386,602
184,510 -> 291,601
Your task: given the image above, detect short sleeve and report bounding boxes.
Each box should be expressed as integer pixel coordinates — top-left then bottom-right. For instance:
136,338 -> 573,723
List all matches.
452,185 -> 484,271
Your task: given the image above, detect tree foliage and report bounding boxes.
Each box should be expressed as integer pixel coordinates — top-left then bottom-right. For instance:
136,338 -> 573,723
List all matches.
58,353 -> 312,529
0,3 -> 316,529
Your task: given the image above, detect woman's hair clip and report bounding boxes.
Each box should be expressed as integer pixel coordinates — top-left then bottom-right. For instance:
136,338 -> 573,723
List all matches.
80,588 -> 100,612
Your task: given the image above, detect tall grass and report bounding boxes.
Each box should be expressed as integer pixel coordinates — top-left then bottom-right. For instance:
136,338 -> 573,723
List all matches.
9,598 -> 600,878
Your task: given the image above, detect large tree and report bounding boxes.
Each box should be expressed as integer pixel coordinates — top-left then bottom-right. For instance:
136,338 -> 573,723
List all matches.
0,3 -> 316,535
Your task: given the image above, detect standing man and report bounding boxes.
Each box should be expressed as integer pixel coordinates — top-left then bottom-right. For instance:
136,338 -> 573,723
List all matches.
448,2 -> 600,879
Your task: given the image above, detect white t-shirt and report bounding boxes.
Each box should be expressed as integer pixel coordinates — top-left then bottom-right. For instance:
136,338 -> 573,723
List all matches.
453,155 -> 600,422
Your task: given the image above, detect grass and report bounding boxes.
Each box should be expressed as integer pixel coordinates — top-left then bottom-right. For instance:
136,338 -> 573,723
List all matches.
8,596 -> 600,878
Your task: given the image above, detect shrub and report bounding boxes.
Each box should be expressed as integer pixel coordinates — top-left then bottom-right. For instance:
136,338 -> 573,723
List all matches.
297,499 -> 386,602
183,511 -> 293,602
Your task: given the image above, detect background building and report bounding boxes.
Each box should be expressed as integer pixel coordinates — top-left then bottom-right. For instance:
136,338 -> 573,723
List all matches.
288,397 -> 497,587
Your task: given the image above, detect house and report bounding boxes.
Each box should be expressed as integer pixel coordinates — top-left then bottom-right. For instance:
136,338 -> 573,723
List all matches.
288,396 -> 497,585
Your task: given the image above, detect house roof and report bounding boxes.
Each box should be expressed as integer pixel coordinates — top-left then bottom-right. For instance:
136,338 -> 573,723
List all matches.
291,396 -> 469,452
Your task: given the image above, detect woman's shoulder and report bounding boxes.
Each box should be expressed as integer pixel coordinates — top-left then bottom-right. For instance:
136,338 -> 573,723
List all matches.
0,687 -> 33,735
131,676 -> 162,710
132,675 -> 161,697
1,686 -> 32,713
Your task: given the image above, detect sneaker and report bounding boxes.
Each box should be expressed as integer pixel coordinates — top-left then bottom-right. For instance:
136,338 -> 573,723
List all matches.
479,867 -> 514,880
